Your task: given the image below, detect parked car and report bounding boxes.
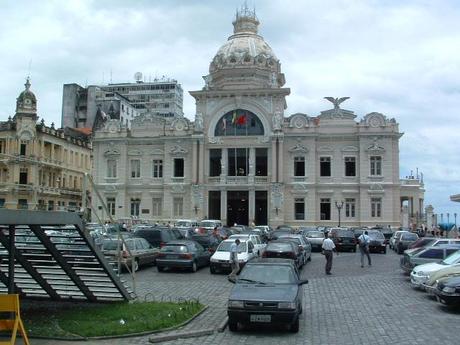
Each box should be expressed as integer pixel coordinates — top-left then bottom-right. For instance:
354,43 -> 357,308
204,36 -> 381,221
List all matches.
379,228 -> 394,244
177,227 -> 196,239
217,226 -> 234,240
156,240 -> 211,272
249,229 -> 269,243
367,230 -> 387,254
231,225 -> 249,233
277,234 -> 312,265
423,264 -> 460,294
101,237 -> 159,271
303,230 -> 325,252
191,234 -> 221,254
262,240 -> 302,269
276,225 -> 294,232
227,258 -> 308,333
434,275 -> 460,306
197,220 -> 223,234
395,232 -> 419,254
408,238 -> 438,250
132,226 -> 180,249
229,234 -> 266,256
329,228 -> 356,252
254,225 -> 272,237
389,230 -> 409,250
175,219 -> 199,229
270,229 -> 293,240
210,239 -> 257,274
400,245 -> 460,274
410,250 -> 460,289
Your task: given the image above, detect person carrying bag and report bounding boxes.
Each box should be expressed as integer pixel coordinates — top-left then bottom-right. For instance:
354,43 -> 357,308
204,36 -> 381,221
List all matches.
358,231 -> 371,268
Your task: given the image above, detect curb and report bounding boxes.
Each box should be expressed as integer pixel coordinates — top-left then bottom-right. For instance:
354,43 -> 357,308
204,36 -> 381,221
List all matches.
149,328 -> 215,343
217,316 -> 228,332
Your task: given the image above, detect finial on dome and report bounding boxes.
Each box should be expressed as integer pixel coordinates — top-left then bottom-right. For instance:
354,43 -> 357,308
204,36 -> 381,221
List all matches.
233,1 -> 259,35
25,77 -> 31,91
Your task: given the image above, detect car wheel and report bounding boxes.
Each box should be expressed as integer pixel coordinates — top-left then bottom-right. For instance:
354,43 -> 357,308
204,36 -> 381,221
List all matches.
133,259 -> 139,272
307,255 -> 311,262
210,266 -> 216,274
397,247 -> 402,254
353,248 -> 356,252
157,265 -> 164,272
290,316 -> 299,333
383,247 -> 387,254
228,318 -> 238,332
191,261 -> 198,272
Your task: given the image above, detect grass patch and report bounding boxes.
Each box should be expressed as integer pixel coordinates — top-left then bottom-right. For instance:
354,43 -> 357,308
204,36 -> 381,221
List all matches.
23,300 -> 204,338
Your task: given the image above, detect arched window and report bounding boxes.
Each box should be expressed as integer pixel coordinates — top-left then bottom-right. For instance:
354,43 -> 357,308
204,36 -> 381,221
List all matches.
214,109 -> 264,136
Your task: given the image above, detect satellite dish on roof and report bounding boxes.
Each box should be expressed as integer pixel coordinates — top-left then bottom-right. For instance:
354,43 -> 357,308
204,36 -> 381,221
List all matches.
134,72 -> 143,83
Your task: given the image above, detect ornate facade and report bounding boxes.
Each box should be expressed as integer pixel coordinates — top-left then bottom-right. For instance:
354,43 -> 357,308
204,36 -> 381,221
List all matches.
92,8 -> 424,227
0,79 -> 92,211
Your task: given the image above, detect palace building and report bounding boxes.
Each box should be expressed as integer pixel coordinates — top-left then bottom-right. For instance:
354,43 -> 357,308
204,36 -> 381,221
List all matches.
0,79 -> 92,211
91,7 -> 424,227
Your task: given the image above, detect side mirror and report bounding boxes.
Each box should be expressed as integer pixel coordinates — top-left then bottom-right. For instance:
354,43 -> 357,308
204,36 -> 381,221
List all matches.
298,279 -> 309,285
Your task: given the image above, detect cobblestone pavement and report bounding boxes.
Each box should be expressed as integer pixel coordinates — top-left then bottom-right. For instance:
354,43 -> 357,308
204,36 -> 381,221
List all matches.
30,249 -> 460,345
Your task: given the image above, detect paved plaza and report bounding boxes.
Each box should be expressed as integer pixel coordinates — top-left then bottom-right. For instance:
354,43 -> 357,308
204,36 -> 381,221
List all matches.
30,250 -> 459,345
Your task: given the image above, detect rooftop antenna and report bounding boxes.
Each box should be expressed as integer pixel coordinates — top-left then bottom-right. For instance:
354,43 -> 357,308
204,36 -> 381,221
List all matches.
102,72 -> 105,85
27,59 -> 32,78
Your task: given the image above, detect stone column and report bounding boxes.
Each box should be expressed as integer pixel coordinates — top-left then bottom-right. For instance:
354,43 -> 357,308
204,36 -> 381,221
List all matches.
425,205 -> 434,230
401,205 -> 409,229
191,140 -> 197,183
271,139 -> 277,182
278,137 -> 284,183
220,189 -> 227,225
249,189 -> 255,225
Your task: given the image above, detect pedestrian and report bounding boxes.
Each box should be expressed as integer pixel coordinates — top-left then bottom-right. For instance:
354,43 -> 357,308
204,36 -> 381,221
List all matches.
358,230 -> 372,268
228,239 -> 241,282
322,232 -> 338,275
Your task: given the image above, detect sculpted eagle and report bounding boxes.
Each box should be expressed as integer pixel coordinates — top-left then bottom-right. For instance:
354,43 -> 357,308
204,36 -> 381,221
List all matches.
324,97 -> 350,109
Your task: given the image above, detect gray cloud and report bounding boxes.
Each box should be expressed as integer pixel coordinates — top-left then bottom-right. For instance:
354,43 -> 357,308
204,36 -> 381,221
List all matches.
1,0 -> 459,215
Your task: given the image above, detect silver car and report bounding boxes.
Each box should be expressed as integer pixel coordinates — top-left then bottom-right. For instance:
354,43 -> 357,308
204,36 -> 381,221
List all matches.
303,230 -> 325,252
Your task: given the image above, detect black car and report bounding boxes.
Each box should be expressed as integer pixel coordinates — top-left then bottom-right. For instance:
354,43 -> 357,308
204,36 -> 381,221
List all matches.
330,229 -> 356,252
227,258 -> 308,333
367,230 -> 387,254
191,234 -> 221,254
156,240 -> 211,272
270,229 -> 292,241
262,241 -> 302,268
132,226 -> 180,248
434,275 -> 460,306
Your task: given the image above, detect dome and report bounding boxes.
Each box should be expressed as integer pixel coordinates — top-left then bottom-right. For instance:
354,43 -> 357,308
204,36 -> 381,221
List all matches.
15,77 -> 37,116
209,8 -> 280,75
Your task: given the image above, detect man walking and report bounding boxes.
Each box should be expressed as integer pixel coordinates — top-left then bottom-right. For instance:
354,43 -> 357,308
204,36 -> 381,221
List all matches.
322,232 -> 337,275
228,239 -> 241,282
358,230 -> 371,267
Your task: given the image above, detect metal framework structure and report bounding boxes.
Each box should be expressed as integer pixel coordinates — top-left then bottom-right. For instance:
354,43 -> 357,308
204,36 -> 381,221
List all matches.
0,209 -> 132,302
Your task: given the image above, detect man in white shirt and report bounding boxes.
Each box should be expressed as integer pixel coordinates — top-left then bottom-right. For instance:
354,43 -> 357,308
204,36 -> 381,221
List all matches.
228,239 -> 241,282
358,231 -> 372,268
322,232 -> 338,275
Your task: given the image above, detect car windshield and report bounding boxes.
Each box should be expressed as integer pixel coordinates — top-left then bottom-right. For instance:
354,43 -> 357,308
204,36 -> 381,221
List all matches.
402,233 -> 418,240
306,231 -> 324,238
368,231 -> 384,239
336,230 -> 354,237
238,264 -> 296,284
266,242 -> 293,251
217,241 -> 247,253
200,221 -> 218,228
176,221 -> 191,227
278,236 -> 301,245
442,250 -> 460,265
160,245 -> 188,253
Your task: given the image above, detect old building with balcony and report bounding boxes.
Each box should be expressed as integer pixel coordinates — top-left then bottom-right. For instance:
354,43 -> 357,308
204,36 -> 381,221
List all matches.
0,78 -> 92,211
91,7 -> 424,227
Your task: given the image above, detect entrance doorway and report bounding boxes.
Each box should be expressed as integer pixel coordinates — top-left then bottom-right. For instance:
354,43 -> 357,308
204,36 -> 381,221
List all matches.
255,191 -> 268,225
227,191 -> 248,226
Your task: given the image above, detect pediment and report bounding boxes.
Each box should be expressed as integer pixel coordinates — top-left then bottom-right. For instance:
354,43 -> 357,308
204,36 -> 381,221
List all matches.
317,146 -> 334,152
127,149 -> 142,156
170,144 -> 188,155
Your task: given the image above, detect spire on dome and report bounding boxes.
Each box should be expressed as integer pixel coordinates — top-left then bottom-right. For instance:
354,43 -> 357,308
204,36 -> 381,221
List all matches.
233,2 -> 259,35
25,77 -> 31,91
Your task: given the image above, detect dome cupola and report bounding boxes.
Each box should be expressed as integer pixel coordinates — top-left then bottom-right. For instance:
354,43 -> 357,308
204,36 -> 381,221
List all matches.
205,5 -> 285,90
15,77 -> 37,119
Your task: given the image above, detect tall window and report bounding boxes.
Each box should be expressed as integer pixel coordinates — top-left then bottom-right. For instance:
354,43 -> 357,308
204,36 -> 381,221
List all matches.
255,148 -> 268,176
370,156 -> 382,176
130,198 -> 140,217
371,198 -> 382,217
228,148 -> 249,176
344,157 -> 356,177
152,198 -> 162,217
130,159 -> 141,178
345,198 -> 355,218
174,158 -> 184,177
0,140 -> 5,153
320,198 -> 331,220
294,198 -> 305,220
107,159 -> 117,178
294,157 -> 305,177
153,160 -> 163,178
20,142 -> 27,156
320,157 -> 331,177
215,109 -> 264,136
0,198 -> 5,208
209,149 -> 222,176
107,197 -> 116,216
19,168 -> 28,184
18,199 -> 28,209
173,198 -> 183,217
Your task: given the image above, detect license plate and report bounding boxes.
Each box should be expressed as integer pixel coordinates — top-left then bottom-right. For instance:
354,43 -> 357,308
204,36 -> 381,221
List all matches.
166,254 -> 178,259
250,314 -> 271,323
220,263 -> 229,267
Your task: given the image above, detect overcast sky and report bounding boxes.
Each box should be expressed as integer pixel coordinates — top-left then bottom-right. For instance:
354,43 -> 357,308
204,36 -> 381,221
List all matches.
1,0 -> 459,218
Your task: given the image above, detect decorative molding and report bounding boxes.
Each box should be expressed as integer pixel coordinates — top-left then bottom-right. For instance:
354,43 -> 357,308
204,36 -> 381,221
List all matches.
150,149 -> 165,155
171,184 -> 185,194
169,144 -> 188,156
209,136 -> 223,144
365,137 -> 385,153
103,142 -> 120,157
127,149 -> 142,156
341,146 -> 359,152
170,118 -> 190,132
368,183 -> 385,194
317,145 -> 334,152
288,113 -> 309,129
271,183 -> 284,209
255,136 -> 270,144
291,183 -> 308,194
288,138 -> 309,154
361,112 -> 387,127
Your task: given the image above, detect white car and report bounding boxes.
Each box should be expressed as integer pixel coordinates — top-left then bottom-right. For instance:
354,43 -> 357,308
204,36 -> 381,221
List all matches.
410,250 -> 460,289
229,234 -> 266,256
209,239 -> 257,274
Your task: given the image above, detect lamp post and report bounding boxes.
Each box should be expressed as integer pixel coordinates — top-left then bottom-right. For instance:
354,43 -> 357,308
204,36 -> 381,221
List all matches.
455,213 -> 457,230
335,201 -> 344,227
447,213 -> 450,238
441,213 -> 444,224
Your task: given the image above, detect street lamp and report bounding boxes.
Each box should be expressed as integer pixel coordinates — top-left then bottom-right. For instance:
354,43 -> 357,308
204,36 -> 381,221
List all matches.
455,213 -> 457,230
441,213 -> 444,223
447,213 -> 450,238
335,201 -> 344,227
